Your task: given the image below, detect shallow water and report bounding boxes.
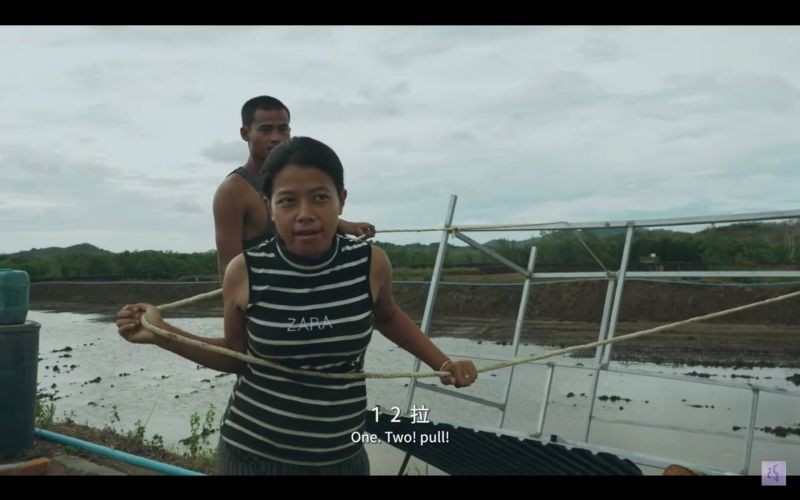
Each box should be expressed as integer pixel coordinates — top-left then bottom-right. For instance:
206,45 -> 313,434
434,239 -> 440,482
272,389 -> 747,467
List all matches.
29,310 -> 800,475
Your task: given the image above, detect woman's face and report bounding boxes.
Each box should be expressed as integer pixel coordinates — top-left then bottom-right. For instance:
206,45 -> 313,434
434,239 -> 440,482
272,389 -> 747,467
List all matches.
269,164 -> 346,259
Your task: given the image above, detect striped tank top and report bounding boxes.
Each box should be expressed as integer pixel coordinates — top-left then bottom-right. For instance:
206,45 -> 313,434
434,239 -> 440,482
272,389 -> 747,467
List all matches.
219,234 -> 374,466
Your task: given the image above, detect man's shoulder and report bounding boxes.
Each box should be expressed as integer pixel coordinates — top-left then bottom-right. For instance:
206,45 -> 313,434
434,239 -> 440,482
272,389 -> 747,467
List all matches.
216,170 -> 248,192
214,171 -> 258,201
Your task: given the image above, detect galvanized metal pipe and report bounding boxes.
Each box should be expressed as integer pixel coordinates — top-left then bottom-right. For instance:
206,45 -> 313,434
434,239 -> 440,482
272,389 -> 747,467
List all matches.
500,246 -> 537,427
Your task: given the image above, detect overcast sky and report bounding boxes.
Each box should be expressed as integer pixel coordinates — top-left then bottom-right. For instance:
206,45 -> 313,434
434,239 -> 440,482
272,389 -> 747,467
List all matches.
1,26 -> 799,254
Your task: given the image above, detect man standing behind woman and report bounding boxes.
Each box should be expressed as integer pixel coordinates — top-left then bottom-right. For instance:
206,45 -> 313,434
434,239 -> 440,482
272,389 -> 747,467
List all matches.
212,95 -> 375,281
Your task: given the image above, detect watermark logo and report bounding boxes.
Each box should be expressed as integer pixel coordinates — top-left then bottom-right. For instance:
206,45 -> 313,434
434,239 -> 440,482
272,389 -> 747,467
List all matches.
761,461 -> 786,486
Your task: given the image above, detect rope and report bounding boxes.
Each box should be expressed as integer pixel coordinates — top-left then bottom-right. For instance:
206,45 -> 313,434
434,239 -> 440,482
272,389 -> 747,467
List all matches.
158,289 -> 222,311
374,221 -> 569,234
140,288 -> 800,380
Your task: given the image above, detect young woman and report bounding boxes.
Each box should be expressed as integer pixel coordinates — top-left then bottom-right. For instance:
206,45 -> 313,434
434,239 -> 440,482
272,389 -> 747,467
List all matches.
116,136 -> 477,475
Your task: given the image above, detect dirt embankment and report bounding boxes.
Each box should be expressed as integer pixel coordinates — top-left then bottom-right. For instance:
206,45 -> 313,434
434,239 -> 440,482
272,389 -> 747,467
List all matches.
30,280 -> 800,323
30,281 -> 800,368
1,421 -> 216,475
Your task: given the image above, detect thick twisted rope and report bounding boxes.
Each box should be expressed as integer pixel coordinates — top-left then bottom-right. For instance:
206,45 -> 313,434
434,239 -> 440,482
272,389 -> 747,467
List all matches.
141,288 -> 800,380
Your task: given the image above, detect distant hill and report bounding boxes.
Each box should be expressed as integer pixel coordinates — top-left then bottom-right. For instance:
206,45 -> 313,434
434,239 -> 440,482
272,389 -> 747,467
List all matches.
3,243 -> 110,258
0,219 -> 797,281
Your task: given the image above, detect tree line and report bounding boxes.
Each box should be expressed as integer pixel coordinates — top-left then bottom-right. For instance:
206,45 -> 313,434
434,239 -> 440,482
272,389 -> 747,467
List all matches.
2,222 -> 797,281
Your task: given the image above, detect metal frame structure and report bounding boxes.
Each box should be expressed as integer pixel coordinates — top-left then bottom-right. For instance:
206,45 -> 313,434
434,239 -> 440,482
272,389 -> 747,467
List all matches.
398,194 -> 800,475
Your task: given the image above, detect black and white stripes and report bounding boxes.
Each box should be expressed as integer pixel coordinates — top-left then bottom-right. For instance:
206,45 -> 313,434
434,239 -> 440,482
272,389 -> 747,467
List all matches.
219,235 -> 374,466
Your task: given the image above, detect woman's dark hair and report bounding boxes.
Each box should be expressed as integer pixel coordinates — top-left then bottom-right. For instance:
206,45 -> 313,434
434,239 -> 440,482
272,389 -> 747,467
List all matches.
262,137 -> 344,197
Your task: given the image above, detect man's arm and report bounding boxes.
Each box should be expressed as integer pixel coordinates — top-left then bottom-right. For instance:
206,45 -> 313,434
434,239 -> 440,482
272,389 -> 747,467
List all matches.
339,219 -> 375,239
213,181 -> 246,282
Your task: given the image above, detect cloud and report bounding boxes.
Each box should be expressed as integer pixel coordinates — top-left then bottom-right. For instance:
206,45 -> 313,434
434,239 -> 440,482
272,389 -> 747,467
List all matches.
173,201 -> 204,214
45,26 -> 256,47
201,140 -> 246,163
293,96 -> 402,123
1,26 -> 799,253
579,36 -> 629,62
627,72 -> 800,118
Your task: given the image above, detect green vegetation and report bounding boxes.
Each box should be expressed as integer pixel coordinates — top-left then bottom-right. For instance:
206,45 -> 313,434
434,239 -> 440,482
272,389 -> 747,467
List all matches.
180,405 -> 217,459
33,396 -> 218,473
3,221 -> 798,280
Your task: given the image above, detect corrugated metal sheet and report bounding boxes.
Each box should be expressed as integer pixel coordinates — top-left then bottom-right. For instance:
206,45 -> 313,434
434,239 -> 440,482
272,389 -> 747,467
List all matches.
365,412 -> 642,475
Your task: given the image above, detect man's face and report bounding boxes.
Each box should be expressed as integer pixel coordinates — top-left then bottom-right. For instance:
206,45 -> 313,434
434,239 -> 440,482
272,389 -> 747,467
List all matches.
241,108 -> 290,166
